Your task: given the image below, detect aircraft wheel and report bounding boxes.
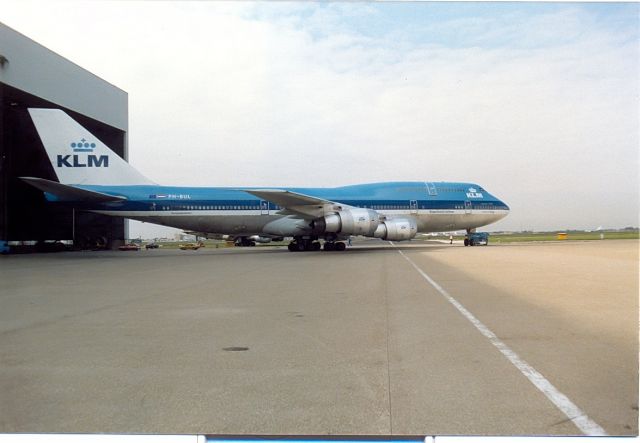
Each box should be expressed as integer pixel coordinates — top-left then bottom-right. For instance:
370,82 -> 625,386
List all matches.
297,242 -> 306,252
335,242 -> 346,251
323,242 -> 335,251
313,242 -> 321,251
250,241 -> 256,247
464,238 -> 469,247
288,243 -> 296,252
470,239 -> 475,246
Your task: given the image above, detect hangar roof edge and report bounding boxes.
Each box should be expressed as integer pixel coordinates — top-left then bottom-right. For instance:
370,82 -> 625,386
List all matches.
0,21 -> 128,131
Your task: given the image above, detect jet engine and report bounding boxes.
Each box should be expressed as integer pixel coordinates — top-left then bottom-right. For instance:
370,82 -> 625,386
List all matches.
372,218 -> 418,241
314,208 -> 380,236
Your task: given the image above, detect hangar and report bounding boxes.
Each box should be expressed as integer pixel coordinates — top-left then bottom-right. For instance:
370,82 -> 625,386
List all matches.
0,22 -> 128,252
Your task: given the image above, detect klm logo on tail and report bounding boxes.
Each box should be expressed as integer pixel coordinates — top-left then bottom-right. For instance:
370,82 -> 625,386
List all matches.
57,140 -> 109,168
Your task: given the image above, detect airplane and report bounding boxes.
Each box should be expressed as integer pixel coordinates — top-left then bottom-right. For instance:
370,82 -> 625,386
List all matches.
21,108 -> 510,252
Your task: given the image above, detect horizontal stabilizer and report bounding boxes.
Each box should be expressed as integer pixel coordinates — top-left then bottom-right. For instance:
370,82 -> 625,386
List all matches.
20,177 -> 127,202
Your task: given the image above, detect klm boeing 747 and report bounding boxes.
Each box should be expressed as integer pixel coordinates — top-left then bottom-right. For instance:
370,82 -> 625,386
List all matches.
22,108 -> 510,251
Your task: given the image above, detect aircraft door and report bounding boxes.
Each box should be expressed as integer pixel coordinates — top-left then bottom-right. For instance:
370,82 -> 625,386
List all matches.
410,200 -> 418,214
464,201 -> 472,214
260,200 -> 269,215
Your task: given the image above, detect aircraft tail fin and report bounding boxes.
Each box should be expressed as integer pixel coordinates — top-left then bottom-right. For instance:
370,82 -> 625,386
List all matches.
28,108 -> 155,186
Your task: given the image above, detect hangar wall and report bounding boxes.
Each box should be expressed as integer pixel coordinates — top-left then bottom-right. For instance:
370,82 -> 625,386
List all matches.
0,22 -> 129,251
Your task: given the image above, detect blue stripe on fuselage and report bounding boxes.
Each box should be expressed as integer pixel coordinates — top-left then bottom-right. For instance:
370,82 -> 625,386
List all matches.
62,181 -> 510,212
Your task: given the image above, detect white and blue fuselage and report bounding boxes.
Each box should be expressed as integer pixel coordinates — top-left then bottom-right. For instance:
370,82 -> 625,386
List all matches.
66,182 -> 509,237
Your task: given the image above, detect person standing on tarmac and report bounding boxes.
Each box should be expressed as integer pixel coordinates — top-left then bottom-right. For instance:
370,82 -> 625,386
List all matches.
449,234 -> 453,244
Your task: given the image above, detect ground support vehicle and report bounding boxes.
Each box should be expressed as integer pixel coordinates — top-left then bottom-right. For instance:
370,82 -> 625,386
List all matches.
464,232 -> 489,246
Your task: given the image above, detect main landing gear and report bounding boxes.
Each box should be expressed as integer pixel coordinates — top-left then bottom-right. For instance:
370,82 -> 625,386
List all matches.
234,237 -> 256,247
287,237 -> 347,252
322,241 -> 346,251
287,239 -> 321,252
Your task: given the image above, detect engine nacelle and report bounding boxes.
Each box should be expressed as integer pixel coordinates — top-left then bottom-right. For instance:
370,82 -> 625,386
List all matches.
372,218 -> 418,241
316,208 -> 380,236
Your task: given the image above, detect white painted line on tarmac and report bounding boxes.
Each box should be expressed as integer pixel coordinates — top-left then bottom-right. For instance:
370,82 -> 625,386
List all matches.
395,247 -> 608,436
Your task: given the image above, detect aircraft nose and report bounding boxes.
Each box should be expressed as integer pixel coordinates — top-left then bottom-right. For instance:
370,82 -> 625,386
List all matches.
497,199 -> 510,220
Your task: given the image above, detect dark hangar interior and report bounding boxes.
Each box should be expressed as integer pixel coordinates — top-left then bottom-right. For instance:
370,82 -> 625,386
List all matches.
1,23 -> 128,252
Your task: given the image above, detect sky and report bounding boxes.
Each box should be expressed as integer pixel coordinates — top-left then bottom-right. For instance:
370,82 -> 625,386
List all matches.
1,1 -> 638,237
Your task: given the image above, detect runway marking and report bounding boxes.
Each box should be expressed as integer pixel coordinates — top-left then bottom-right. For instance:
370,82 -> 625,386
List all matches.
395,247 -> 608,436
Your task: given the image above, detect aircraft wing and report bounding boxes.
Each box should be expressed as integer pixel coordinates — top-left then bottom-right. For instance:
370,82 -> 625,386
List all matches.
21,177 -> 127,202
241,189 -> 348,218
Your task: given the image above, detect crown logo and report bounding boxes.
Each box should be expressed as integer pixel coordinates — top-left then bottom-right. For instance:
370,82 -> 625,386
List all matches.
70,139 -> 96,152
